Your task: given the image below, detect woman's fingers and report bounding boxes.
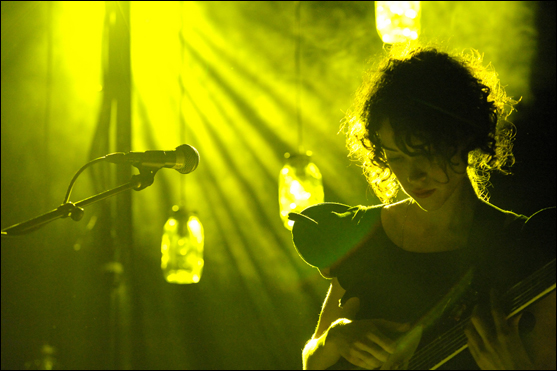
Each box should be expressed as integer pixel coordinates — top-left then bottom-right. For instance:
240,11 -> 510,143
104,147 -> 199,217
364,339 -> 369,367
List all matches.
465,319 -> 484,352
333,317 -> 413,369
366,329 -> 397,354
354,339 -> 391,362
470,301 -> 496,346
367,319 -> 411,354
490,289 -> 515,337
348,346 -> 382,369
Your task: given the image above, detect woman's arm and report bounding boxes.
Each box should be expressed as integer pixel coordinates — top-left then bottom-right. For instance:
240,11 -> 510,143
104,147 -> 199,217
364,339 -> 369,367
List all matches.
302,275 -> 410,370
303,276 -> 348,370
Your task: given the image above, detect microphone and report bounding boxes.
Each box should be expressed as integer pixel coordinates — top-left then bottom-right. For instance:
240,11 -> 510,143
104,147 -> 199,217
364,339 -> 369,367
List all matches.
105,144 -> 200,174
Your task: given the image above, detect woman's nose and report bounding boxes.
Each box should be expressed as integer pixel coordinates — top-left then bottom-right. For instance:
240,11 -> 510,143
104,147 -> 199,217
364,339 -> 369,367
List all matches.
407,169 -> 426,183
406,159 -> 428,183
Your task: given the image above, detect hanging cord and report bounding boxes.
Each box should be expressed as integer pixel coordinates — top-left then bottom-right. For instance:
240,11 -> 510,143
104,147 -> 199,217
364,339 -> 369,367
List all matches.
43,1 -> 53,211
178,0 -> 187,207
88,4 -> 113,195
295,1 -> 303,155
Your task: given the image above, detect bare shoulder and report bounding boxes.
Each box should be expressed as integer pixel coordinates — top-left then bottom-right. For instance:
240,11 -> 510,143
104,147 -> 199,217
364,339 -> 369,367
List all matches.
381,198 -> 410,222
478,200 -> 527,226
382,198 -> 411,214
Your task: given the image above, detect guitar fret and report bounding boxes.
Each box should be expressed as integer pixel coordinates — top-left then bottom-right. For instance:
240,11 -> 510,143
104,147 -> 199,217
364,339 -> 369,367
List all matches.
407,259 -> 555,370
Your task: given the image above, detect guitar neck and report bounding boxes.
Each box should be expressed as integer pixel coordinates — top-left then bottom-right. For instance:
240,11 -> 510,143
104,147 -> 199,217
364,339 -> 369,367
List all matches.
408,258 -> 556,370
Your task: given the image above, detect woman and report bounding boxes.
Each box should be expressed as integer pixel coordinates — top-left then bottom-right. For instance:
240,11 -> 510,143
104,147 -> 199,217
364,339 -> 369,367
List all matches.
290,44 -> 555,370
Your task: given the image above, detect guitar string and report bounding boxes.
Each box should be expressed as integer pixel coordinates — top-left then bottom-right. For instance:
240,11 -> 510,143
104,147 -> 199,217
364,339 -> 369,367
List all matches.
412,275 -> 552,370
406,308 -> 469,367
511,281 -> 546,310
511,266 -> 555,307
410,317 -> 470,369
509,260 -> 554,297
509,267 -> 550,307
409,262 -> 555,369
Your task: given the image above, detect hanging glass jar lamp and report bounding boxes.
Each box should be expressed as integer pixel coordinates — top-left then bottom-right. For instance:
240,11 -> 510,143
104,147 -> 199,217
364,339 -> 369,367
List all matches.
375,1 -> 421,44
279,3 -> 324,230
279,151 -> 324,230
161,205 -> 204,284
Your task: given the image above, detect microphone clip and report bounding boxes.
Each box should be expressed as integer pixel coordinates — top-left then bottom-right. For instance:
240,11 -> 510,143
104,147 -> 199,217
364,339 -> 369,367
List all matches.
131,166 -> 160,191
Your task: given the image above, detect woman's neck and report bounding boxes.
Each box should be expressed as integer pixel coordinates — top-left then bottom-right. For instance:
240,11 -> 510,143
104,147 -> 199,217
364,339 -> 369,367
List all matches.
409,177 -> 479,235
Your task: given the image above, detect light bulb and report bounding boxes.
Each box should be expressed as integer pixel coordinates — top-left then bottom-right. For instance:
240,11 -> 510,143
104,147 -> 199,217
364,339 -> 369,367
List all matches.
375,1 -> 421,44
279,152 -> 324,230
161,206 -> 204,284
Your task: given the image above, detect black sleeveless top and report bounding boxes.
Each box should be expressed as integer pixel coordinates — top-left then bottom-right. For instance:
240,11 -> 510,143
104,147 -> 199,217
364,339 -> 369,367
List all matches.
289,201 -> 555,370
333,206 -> 474,323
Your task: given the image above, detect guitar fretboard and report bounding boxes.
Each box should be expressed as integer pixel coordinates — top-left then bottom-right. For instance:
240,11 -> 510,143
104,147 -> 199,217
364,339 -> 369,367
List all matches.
407,258 -> 556,370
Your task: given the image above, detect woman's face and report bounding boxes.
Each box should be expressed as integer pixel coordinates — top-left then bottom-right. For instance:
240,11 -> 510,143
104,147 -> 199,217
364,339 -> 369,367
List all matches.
377,118 -> 469,211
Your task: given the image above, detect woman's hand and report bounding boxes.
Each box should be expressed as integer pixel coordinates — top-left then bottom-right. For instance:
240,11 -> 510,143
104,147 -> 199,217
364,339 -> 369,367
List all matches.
464,289 -> 536,370
326,299 -> 411,370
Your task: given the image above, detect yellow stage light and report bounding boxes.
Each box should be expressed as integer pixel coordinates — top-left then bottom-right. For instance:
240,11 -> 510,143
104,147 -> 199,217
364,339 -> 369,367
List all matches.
161,206 -> 204,284
375,1 -> 421,44
279,153 -> 324,230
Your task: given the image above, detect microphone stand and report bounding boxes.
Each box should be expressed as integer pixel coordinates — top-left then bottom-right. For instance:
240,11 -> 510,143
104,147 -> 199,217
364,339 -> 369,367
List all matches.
1,166 -> 159,236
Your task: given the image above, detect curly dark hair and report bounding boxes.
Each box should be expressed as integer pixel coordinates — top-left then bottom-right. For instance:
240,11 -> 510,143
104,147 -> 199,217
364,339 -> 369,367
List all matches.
342,42 -> 519,203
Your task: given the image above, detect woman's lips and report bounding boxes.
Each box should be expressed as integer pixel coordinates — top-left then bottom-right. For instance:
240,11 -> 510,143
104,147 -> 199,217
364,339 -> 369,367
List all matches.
412,189 -> 436,198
